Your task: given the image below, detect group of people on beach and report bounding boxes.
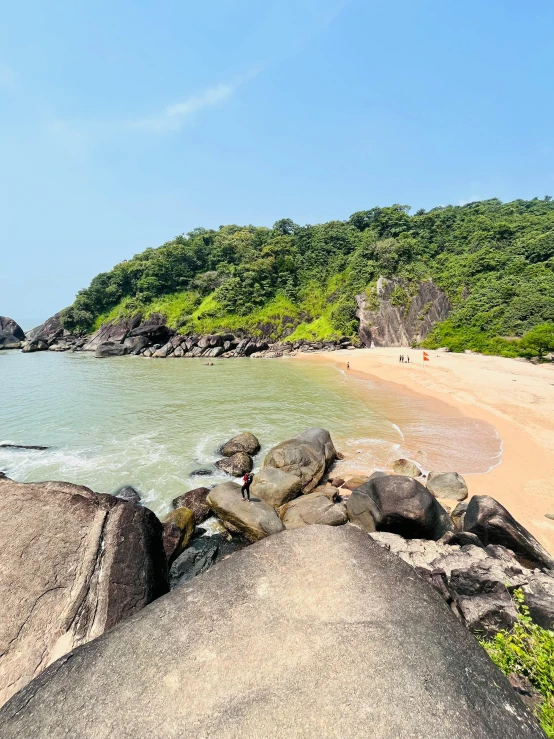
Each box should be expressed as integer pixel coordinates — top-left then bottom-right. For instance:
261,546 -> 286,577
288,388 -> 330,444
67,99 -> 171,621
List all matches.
399,354 -> 410,363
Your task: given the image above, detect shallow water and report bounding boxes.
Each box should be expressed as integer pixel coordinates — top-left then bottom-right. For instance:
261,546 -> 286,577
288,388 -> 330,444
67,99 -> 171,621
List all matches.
0,350 -> 501,516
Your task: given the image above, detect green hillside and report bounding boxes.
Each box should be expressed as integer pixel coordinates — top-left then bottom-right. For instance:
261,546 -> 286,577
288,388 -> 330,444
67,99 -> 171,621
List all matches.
61,197 -> 554,355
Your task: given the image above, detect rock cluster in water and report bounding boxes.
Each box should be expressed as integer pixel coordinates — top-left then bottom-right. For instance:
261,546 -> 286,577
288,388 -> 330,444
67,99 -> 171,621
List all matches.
0,429 -> 553,737
9,313 -> 358,358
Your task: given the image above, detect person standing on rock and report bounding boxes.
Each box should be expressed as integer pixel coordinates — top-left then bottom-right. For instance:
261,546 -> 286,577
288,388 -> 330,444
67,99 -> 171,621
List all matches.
241,472 -> 253,500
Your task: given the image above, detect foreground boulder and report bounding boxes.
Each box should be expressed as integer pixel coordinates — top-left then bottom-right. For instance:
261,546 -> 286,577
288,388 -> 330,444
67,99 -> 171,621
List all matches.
220,432 -> 260,457
464,495 -> 554,570
427,471 -> 468,501
280,492 -> 347,528
263,427 -> 337,493
346,474 -> 455,539
0,526 -> 542,738
0,476 -> 168,709
249,467 -> 302,508
161,508 -> 195,564
206,481 -> 284,541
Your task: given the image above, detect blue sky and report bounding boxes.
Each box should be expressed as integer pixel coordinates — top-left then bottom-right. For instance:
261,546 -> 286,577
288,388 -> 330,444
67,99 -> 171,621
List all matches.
2,0 -> 554,325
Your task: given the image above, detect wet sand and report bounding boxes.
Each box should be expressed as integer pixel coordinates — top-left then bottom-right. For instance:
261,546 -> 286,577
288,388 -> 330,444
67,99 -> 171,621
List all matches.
298,347 -> 554,554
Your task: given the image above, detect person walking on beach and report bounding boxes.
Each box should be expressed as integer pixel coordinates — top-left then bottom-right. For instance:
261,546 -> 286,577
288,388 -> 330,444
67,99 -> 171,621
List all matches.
407,356 -> 410,363
347,361 -> 350,369
399,354 -> 403,363
241,472 -> 253,500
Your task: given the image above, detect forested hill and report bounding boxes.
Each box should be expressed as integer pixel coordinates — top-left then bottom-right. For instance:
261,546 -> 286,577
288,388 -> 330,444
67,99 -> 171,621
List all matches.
61,197 -> 554,355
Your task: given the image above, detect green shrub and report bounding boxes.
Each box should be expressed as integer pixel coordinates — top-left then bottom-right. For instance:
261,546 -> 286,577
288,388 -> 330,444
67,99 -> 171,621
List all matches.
480,589 -> 554,737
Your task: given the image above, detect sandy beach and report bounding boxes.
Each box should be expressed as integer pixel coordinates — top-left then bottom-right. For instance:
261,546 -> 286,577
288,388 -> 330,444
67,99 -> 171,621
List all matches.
300,347 -> 554,554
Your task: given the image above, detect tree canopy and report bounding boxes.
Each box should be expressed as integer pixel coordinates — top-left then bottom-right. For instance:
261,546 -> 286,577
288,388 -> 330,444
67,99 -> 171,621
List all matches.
60,197 -> 554,354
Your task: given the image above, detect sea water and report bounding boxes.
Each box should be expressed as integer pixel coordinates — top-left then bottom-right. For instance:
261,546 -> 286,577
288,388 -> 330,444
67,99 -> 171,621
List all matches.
0,350 -> 501,516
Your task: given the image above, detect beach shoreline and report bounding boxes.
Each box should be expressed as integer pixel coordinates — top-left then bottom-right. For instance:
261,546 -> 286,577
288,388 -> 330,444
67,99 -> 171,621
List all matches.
296,347 -> 554,554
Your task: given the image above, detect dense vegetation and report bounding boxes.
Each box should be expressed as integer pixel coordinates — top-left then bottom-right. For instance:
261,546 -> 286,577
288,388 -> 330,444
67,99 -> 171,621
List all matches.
481,590 -> 554,736
61,197 -> 554,354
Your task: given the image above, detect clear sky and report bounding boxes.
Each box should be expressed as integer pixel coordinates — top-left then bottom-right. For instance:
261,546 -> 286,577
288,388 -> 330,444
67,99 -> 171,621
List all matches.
2,0 -> 554,325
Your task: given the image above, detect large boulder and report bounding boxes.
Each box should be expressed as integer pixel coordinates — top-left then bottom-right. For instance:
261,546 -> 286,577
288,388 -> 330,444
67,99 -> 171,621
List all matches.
0,476 -> 168,709
427,472 -> 468,501
280,493 -> 348,529
0,332 -> 21,349
82,315 -> 143,352
215,452 -> 253,477
220,432 -> 260,457
114,485 -> 141,504
263,427 -> 337,493
0,526 -> 543,738
249,467 -> 302,508
25,313 -> 63,344
171,487 -> 210,525
346,474 -> 455,540
464,495 -> 554,570
0,317 -> 24,341
94,342 -> 131,358
206,482 -> 284,541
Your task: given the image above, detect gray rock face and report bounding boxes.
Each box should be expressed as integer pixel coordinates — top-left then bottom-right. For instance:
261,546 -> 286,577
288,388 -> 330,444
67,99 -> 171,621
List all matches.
26,314 -> 63,344
220,432 -> 260,457
263,427 -> 337,493
94,342 -> 132,358
464,495 -> 554,570
0,317 -> 24,341
83,315 -> 142,352
250,467 -> 302,508
356,277 -> 452,347
347,475 -> 455,540
280,493 -> 348,528
206,482 -> 285,541
427,472 -> 468,501
169,532 -> 248,588
0,526 -> 543,738
0,476 -> 168,709
114,485 -> 141,504
369,530 -> 554,634
215,452 -> 253,477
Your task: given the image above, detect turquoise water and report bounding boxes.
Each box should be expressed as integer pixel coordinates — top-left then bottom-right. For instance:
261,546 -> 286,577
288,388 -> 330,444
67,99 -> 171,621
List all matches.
0,350 -> 501,516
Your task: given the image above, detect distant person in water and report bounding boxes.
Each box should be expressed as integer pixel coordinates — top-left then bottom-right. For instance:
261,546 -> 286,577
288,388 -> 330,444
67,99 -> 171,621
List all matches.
241,472 -> 253,500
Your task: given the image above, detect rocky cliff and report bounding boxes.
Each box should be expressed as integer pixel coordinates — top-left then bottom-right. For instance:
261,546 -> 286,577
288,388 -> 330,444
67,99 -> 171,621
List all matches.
356,277 -> 451,347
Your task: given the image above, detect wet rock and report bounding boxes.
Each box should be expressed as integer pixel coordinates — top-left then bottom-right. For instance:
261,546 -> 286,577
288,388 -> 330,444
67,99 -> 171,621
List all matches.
263,427 -> 337,493
161,508 -> 195,564
215,452 -> 253,477
206,481 -> 284,541
220,432 -> 261,457
94,342 -> 131,358
464,495 -> 554,570
171,487 -> 210,524
190,468 -> 214,477
0,475 -> 168,708
392,458 -> 422,477
280,492 -> 348,529
427,472 -> 468,501
114,485 -> 141,504
347,475 -> 454,539
169,532 -> 248,588
0,526 -> 543,738
250,467 -> 302,508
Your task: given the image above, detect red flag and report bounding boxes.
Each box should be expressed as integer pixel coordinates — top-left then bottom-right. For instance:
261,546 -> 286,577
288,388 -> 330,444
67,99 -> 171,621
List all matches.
423,352 -> 430,362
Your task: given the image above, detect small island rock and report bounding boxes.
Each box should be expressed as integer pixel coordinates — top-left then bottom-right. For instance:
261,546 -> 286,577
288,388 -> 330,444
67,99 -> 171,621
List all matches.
215,452 -> 253,477
392,458 -> 422,477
